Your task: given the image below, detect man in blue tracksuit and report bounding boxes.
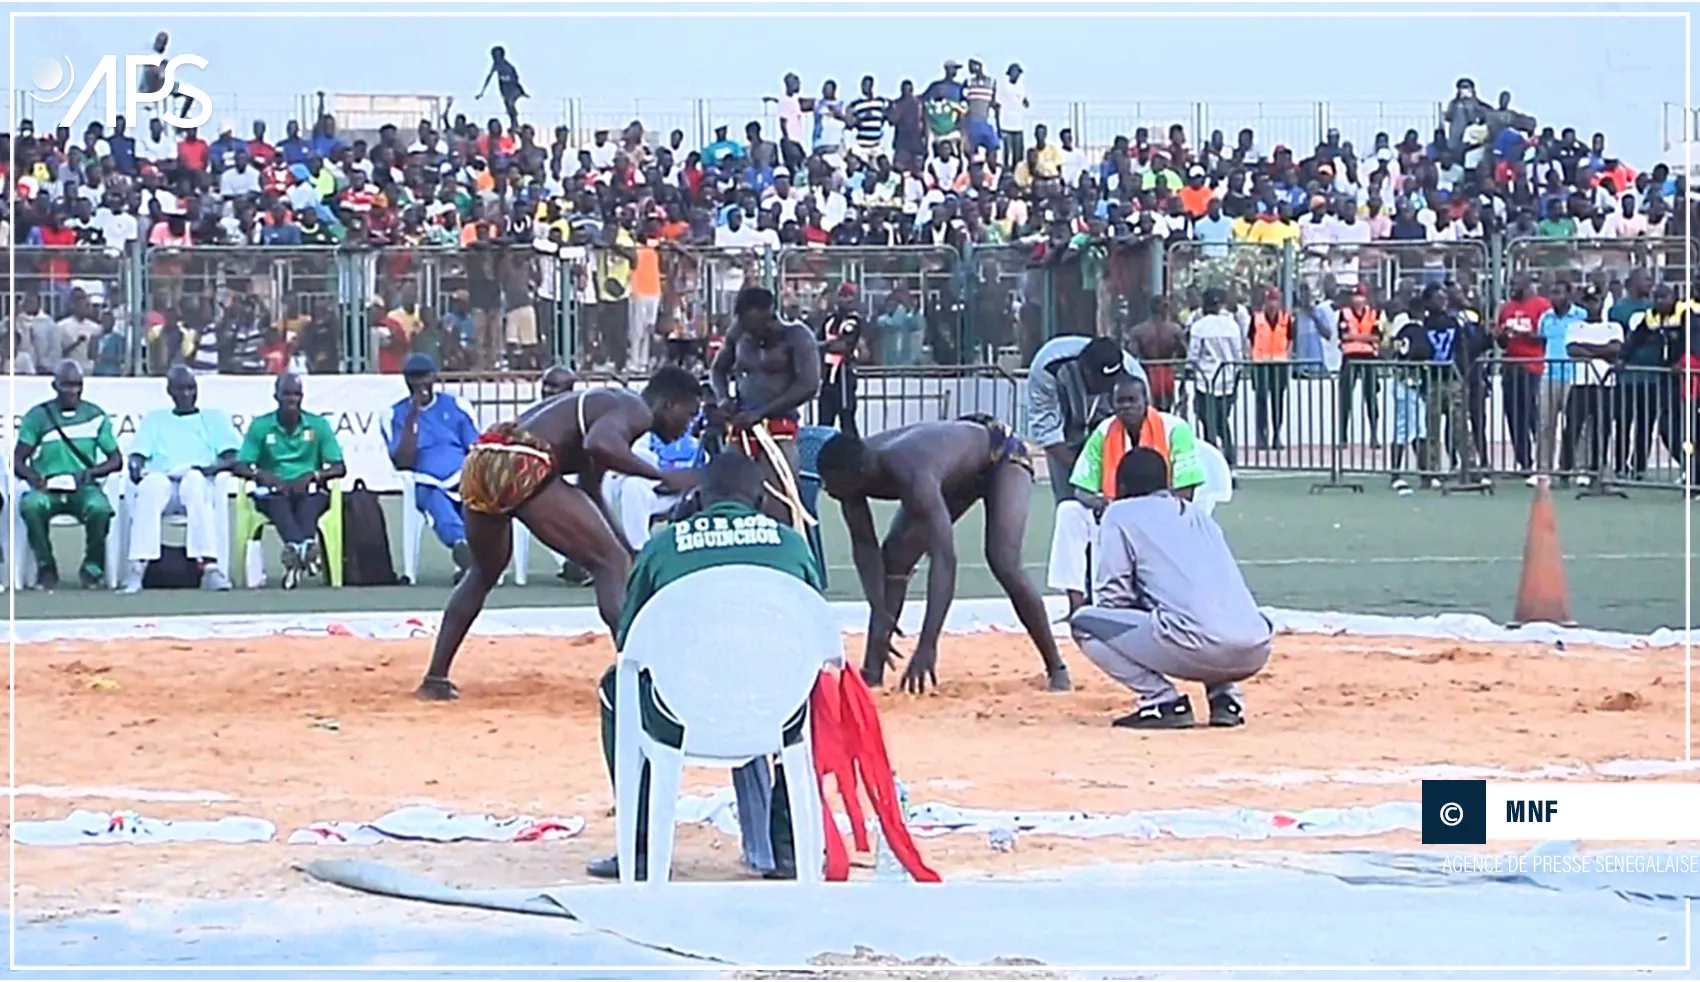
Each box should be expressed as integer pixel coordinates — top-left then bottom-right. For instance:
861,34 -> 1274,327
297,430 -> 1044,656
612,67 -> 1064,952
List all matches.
385,353 -> 482,579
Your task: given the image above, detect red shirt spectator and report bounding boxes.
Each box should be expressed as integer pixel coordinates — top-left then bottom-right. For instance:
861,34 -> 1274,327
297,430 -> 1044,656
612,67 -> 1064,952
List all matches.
1497,289 -> 1552,374
248,136 -> 277,166
178,131 -> 210,172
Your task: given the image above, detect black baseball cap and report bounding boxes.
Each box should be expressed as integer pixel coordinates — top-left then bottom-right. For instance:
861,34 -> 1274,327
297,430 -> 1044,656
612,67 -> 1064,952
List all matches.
1080,337 -> 1124,378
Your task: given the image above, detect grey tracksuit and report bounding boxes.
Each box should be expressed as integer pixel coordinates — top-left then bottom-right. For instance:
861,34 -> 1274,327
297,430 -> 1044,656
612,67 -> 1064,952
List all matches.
1070,494 -> 1272,707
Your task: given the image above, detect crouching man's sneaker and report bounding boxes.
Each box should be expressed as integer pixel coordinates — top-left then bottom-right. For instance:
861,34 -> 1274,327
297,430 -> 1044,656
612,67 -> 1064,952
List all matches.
1208,692 -> 1246,727
1112,694 -> 1195,729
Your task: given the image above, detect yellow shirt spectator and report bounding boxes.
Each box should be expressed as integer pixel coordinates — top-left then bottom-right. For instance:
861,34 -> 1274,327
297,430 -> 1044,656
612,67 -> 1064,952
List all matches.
1035,142 -> 1064,180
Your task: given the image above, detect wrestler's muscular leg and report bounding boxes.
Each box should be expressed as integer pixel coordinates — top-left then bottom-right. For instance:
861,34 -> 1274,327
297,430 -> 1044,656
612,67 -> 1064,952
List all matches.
517,480 -> 632,629
984,465 -> 1071,690
417,509 -> 514,700
417,482 -> 630,701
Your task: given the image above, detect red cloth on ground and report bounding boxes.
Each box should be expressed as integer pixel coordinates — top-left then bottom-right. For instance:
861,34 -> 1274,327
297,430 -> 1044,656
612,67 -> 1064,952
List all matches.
809,667 -> 942,883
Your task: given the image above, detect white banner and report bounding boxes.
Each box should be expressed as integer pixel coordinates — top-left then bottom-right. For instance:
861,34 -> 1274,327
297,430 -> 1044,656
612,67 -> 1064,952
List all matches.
2,374 -> 423,492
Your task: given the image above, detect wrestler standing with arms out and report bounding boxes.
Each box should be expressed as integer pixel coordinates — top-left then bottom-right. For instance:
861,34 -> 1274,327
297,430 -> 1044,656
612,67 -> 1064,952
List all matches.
817,418 -> 1070,694
709,286 -> 822,532
415,368 -> 703,700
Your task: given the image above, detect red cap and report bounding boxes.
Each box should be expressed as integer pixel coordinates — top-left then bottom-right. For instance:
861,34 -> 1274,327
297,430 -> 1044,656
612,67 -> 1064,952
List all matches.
837,282 -> 861,299
1353,284 -> 1369,297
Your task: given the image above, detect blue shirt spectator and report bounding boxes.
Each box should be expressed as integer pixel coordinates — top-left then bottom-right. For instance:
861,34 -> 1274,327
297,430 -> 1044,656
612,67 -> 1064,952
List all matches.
279,133 -> 311,166
209,129 -> 246,172
383,357 -> 482,556
1539,299 -> 1585,384
260,220 -> 302,246
107,126 -> 137,174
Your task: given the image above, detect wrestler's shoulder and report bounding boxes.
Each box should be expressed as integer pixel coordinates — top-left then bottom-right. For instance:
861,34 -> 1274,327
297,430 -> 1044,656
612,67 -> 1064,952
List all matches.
780,319 -> 818,343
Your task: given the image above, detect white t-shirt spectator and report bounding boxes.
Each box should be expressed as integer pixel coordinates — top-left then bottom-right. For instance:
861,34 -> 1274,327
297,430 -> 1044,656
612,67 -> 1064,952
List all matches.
1566,319 -> 1623,386
1060,146 -> 1088,188
813,187 -> 848,231
286,177 -> 322,212
763,190 -> 801,226
778,94 -> 805,146
714,223 -> 767,251
1187,312 -> 1245,396
1577,214 -> 1620,239
409,137 -> 449,156
220,165 -> 262,200
137,128 -> 178,163
588,140 -> 617,170
996,77 -> 1028,134
95,206 -> 138,253
1298,214 -> 1340,247
56,314 -> 102,372
1617,211 -> 1649,238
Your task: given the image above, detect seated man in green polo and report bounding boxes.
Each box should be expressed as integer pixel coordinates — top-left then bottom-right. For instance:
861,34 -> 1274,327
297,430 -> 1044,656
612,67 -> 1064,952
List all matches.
1069,375 -> 1205,514
14,360 -> 123,590
232,373 -> 348,589
586,450 -> 823,883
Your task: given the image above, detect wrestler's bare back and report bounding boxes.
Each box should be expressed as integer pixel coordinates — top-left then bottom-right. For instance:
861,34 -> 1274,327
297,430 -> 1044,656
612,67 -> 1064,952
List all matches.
853,421 -> 1002,505
510,389 -> 651,475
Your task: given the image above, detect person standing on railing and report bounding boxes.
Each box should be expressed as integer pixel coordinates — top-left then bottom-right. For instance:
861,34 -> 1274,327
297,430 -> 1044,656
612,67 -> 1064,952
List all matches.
1495,276 -> 1551,481
1335,284 -> 1384,449
995,63 -> 1028,174
1248,288 -> 1293,452
1188,287 -> 1243,468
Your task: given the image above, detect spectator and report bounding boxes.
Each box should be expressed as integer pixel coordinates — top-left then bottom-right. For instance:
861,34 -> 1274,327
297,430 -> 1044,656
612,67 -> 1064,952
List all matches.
277,120 -> 311,166
811,79 -> 847,157
1124,296 -> 1187,412
234,373 -> 348,589
1536,280 -> 1585,478
923,61 -> 965,153
1336,284 -> 1383,446
1559,283 -> 1621,484
209,122 -> 245,172
56,288 -> 103,374
15,360 -> 122,590
384,353 -> 481,580
247,120 -> 276,165
961,59 -> 999,160
14,292 -> 57,373
1058,128 -> 1088,188
219,148 -> 262,199
1495,274 -> 1550,479
995,63 -> 1028,173
177,127 -> 209,173
477,45 -> 528,131
137,115 -> 178,165
107,116 -> 136,174
1248,287 -> 1293,450
121,365 -> 240,593
846,76 -> 890,161
1537,198 -> 1576,238
1187,286 -> 1243,467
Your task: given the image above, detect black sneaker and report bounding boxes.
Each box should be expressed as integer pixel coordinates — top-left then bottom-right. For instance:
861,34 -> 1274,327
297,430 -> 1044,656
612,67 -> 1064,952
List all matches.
557,560 -> 595,587
1112,695 -> 1195,729
1208,693 -> 1246,728
34,564 -> 59,592
762,859 -> 798,881
586,852 -> 646,880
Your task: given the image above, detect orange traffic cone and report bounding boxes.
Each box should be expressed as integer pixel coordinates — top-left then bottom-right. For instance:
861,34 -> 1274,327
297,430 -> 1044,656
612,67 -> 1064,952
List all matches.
1511,477 -> 1575,627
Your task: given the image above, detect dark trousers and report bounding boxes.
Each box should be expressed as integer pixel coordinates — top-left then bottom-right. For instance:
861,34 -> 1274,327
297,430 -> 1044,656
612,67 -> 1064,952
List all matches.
1616,381 -> 1672,477
253,490 -> 329,547
1250,363 -> 1289,448
1194,391 -> 1237,467
1338,358 -> 1380,445
1501,368 -> 1540,472
597,666 -> 795,864
1001,130 -> 1025,173
817,365 -> 858,437
1560,385 -> 1614,476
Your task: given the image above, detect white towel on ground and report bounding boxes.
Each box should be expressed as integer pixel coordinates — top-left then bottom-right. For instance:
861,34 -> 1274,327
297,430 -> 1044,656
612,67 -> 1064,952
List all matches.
14,809 -> 275,846
295,806 -> 585,844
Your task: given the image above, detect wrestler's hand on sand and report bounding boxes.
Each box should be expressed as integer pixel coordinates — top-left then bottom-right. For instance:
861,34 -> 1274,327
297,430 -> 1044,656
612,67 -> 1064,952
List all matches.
900,643 -> 939,694
658,469 -> 698,494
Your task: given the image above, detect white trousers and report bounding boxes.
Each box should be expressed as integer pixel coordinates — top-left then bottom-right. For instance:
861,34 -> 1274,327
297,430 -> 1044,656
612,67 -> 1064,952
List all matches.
602,472 -> 681,551
1046,498 -> 1096,594
129,471 -> 220,562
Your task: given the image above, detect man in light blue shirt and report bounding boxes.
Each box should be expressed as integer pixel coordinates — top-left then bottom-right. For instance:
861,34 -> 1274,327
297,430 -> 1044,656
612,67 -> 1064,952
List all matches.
1537,281 -> 1586,475
384,354 -> 482,577
1191,198 -> 1232,259
122,365 -> 241,593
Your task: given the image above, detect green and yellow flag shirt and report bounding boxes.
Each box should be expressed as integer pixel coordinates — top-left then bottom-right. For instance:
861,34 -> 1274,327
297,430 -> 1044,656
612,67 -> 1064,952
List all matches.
238,410 -> 344,483
614,500 -> 824,650
1069,411 -> 1205,495
18,400 -> 119,480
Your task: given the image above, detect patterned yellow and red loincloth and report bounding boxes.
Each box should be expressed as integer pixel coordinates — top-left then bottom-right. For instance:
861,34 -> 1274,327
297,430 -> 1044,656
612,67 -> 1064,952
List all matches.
960,413 -> 1034,475
725,417 -> 813,533
460,423 -> 560,516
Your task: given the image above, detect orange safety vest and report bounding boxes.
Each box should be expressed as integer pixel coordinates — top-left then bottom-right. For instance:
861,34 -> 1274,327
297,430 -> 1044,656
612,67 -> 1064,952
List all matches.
1250,310 -> 1292,361
1339,306 -> 1381,358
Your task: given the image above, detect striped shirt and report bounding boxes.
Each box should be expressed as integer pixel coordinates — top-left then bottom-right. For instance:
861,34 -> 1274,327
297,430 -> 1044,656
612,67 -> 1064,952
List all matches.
963,76 -> 996,120
846,96 -> 890,149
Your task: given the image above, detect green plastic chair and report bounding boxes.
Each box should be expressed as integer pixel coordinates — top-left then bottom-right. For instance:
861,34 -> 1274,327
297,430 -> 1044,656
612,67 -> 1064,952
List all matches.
232,480 -> 345,588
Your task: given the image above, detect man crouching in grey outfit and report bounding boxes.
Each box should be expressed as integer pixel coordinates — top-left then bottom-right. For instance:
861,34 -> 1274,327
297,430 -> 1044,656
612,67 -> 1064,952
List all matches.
1070,447 -> 1272,729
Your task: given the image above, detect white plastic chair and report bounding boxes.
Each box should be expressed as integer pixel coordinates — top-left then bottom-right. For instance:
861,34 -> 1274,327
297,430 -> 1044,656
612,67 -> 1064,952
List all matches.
115,471 -> 235,575
615,564 -> 842,884
10,474 -> 124,590
1195,439 -> 1234,517
398,470 -> 460,585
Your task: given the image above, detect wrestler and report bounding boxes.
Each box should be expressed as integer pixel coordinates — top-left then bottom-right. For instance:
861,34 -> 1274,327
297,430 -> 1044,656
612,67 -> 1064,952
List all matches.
816,415 -> 1071,694
708,285 -> 821,533
415,367 -> 703,701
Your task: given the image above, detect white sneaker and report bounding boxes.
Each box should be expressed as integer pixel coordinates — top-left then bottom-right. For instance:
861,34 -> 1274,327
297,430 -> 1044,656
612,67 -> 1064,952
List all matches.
118,560 -> 147,595
1577,475 -> 1593,487
200,566 -> 232,592
1525,474 -> 1540,488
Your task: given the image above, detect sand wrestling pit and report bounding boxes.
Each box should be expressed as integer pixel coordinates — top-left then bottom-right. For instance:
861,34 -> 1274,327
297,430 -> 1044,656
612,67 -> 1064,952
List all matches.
9,608 -> 1695,925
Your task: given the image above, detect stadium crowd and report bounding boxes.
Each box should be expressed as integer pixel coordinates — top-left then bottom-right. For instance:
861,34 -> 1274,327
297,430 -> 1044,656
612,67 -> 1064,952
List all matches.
5,64 -> 1693,377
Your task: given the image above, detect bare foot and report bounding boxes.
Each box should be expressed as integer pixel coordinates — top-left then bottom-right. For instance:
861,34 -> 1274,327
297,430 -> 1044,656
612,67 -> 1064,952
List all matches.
415,677 -> 460,701
1046,668 -> 1073,693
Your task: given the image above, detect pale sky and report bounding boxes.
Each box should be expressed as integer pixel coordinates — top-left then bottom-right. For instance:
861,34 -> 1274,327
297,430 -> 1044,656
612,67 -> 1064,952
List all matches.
10,2 -> 1693,168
